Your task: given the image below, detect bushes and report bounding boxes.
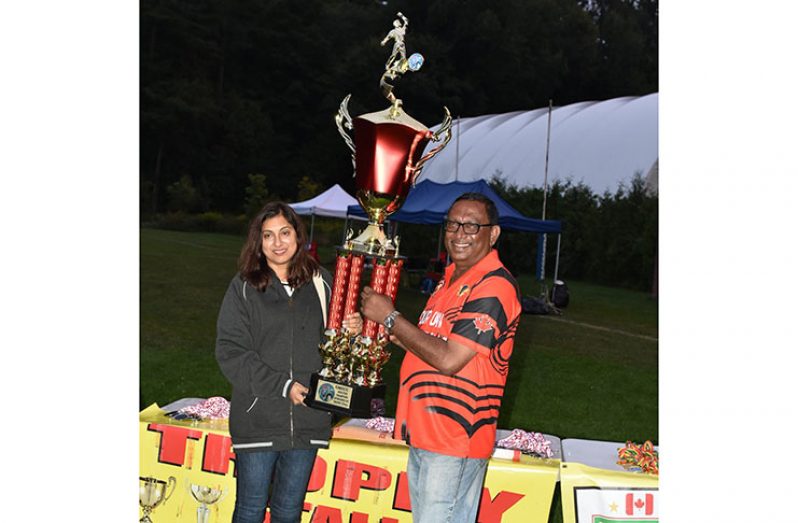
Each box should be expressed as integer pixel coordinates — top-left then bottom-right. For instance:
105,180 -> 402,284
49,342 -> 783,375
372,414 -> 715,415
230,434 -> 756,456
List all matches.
146,212 -> 248,235
491,175 -> 658,292
141,174 -> 658,293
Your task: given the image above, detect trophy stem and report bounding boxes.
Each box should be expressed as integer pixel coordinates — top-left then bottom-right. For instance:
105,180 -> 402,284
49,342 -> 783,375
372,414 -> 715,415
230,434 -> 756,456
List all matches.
197,504 -> 211,523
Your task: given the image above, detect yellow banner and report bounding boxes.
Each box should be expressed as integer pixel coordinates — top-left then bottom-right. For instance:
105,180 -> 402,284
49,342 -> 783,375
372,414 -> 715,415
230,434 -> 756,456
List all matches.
560,462 -> 659,523
139,404 -> 560,522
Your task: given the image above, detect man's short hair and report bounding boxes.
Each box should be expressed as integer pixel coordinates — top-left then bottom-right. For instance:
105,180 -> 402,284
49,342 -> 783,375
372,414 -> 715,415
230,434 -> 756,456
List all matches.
450,192 -> 499,225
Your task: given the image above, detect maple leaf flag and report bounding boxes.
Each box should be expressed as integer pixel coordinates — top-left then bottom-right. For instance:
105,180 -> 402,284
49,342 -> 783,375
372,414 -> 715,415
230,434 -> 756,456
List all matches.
625,493 -> 654,516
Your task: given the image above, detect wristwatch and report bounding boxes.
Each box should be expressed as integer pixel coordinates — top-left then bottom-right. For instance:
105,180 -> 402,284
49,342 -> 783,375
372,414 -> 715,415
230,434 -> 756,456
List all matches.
383,310 -> 401,334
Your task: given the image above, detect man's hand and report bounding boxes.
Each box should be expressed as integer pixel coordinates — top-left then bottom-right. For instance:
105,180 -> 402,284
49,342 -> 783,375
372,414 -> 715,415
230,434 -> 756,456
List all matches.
361,286 -> 475,375
360,286 -> 395,324
289,381 -> 309,406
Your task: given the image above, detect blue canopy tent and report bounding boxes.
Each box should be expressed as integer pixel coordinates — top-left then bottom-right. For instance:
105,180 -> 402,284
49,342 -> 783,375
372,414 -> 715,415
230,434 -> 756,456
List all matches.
346,180 -> 563,282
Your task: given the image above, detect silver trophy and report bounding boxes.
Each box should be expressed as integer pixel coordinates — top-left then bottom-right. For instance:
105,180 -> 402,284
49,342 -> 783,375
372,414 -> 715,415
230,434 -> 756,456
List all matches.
139,476 -> 176,523
189,482 -> 226,523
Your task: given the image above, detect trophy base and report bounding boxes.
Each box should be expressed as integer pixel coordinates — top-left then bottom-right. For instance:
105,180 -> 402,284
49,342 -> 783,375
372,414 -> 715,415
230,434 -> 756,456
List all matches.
304,373 -> 386,418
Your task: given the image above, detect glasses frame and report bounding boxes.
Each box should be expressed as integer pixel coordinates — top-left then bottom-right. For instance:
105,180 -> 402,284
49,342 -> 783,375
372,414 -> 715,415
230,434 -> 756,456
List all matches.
443,220 -> 494,235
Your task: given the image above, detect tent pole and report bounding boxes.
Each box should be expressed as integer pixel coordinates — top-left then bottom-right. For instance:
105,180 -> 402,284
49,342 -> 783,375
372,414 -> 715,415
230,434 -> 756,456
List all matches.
309,213 -> 315,244
342,216 -> 349,245
542,99 -> 553,221
538,99 -> 554,293
553,233 -> 561,283
536,233 -> 547,282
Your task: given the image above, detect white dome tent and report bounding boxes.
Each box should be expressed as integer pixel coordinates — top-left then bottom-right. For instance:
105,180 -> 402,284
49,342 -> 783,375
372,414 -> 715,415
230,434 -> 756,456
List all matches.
418,93 -> 659,195
288,183 -> 365,243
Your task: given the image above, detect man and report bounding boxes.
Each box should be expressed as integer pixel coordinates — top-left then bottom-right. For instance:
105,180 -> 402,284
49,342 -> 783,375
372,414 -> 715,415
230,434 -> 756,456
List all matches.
361,192 -> 522,523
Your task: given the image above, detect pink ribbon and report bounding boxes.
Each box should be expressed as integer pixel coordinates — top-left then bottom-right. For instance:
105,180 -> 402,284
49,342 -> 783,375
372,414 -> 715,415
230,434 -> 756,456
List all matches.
496,429 -> 553,458
178,396 -> 230,420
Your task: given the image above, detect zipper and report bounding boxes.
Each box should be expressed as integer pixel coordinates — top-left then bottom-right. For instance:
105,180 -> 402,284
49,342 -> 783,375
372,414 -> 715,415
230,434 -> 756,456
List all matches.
288,296 -> 295,447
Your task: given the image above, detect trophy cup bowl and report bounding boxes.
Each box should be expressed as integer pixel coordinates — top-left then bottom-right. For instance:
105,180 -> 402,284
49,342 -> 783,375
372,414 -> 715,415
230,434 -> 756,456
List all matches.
189,483 -> 226,523
342,106 -> 450,255
139,476 -> 176,523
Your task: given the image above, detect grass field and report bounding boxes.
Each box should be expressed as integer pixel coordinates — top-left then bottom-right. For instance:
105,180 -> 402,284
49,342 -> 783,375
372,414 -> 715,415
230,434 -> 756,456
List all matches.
141,227 -> 658,445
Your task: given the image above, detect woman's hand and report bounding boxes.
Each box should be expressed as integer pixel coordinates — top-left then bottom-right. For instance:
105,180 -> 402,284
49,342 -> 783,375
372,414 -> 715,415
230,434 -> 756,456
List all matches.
289,381 -> 309,406
342,312 -> 363,335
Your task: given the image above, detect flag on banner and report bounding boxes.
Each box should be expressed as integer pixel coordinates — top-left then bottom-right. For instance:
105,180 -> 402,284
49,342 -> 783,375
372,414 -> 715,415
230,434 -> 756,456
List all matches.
572,487 -> 658,522
625,493 -> 654,516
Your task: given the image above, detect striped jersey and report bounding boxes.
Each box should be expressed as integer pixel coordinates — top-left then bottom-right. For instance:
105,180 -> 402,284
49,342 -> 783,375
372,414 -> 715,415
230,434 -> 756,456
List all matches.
394,250 -> 521,458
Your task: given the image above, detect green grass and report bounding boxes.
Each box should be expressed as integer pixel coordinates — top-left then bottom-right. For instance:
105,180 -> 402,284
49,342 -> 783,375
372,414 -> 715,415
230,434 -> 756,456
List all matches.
141,228 -> 658,445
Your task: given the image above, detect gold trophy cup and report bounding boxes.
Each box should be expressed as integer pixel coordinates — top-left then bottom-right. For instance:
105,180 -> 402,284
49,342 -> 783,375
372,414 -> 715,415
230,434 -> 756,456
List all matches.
139,476 -> 176,523
305,13 -> 450,418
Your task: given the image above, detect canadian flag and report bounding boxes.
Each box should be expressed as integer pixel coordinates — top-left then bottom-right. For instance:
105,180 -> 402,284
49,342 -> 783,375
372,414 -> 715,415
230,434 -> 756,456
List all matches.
625,493 -> 654,516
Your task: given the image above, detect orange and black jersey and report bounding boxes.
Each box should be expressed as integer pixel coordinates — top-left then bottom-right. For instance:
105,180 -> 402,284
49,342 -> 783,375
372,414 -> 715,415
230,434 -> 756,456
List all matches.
394,250 -> 521,459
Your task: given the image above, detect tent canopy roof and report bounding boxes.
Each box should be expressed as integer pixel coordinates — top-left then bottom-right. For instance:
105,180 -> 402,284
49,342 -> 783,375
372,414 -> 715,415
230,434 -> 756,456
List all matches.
347,180 -> 560,233
289,184 -> 359,219
417,93 -> 658,194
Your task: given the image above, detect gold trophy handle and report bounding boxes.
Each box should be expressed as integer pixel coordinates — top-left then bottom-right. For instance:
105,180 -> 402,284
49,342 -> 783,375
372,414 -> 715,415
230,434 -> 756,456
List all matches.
164,476 -> 177,503
411,106 -> 452,184
335,94 -> 356,176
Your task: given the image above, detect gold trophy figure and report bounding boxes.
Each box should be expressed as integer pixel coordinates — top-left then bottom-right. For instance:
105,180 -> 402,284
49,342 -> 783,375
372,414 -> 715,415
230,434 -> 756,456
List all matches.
305,14 -> 451,417
139,476 -> 176,523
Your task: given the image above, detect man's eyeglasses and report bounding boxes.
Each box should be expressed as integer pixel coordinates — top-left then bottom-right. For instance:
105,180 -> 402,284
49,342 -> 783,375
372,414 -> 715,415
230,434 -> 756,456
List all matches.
443,220 -> 493,235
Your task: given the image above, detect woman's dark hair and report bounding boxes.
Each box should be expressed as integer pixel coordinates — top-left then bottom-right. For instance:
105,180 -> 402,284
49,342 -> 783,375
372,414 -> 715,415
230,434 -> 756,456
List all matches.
238,201 -> 319,292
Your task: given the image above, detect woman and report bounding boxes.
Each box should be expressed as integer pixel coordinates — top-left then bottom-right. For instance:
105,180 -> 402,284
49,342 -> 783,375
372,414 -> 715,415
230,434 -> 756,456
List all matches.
215,201 -> 360,523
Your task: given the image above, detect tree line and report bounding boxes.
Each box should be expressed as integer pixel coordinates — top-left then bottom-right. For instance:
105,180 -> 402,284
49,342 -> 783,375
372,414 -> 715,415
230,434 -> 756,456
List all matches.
141,0 -> 658,216
490,175 -> 657,292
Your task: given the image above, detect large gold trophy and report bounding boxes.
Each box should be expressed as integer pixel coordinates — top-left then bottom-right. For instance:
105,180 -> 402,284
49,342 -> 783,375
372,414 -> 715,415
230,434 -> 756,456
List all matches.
305,12 -> 451,417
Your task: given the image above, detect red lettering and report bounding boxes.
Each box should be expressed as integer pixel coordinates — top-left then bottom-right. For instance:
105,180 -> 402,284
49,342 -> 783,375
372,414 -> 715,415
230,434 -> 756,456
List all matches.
202,433 -> 236,475
477,489 -> 524,523
311,505 -> 343,523
147,423 -> 203,466
391,472 -> 411,512
342,511 -> 399,523
307,456 -> 328,492
331,460 -> 392,501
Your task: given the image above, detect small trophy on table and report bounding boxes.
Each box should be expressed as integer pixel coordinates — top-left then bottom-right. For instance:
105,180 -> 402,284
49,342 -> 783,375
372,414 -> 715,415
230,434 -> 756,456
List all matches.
305,12 -> 451,418
139,475 -> 176,523
188,482 -> 226,523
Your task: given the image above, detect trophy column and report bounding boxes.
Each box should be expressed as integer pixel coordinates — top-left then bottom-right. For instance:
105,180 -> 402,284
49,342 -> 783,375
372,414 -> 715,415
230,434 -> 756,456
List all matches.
305,246 -> 403,418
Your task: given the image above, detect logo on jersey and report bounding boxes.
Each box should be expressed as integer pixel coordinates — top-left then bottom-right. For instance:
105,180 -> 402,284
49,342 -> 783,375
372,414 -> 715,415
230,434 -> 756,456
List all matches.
473,313 -> 495,334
